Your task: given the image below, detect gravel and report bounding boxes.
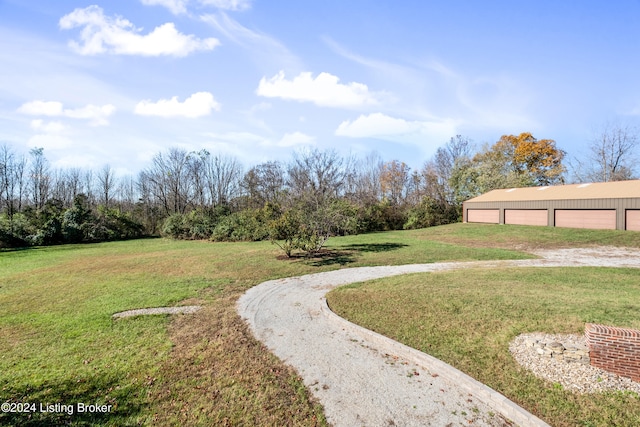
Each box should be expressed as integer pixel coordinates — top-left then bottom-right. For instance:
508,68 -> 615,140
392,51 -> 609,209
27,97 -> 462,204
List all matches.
112,305 -> 201,319
510,333 -> 640,394
237,246 -> 640,427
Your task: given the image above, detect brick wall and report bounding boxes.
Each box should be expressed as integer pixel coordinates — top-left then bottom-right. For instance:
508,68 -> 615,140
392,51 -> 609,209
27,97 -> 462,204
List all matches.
585,323 -> 640,381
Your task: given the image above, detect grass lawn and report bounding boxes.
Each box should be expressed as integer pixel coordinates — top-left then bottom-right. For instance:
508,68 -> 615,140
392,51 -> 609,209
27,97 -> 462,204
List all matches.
326,267 -> 640,427
1,223 -> 638,425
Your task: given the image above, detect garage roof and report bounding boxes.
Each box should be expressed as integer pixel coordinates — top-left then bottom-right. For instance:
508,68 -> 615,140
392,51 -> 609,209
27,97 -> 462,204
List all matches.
465,180 -> 640,202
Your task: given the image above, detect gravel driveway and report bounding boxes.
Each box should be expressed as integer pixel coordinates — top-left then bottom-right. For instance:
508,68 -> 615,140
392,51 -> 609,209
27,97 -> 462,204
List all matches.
237,247 -> 640,426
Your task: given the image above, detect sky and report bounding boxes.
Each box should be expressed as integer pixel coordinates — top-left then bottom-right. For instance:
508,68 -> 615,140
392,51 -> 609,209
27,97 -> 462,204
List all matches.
2,0 -> 640,177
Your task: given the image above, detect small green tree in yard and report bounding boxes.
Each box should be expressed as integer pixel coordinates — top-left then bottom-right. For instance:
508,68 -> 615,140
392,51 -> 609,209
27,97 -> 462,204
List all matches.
268,199 -> 358,258
268,208 -> 303,258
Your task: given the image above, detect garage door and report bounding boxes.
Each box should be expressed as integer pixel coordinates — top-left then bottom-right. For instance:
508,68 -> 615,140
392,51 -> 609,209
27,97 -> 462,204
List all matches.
555,210 -> 616,230
626,210 -> 640,231
467,209 -> 499,224
505,209 -> 548,226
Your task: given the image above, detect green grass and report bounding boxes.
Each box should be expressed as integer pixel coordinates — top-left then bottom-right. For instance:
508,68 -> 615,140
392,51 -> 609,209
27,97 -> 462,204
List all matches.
418,222 -> 640,250
326,267 -> 640,427
0,227 -> 528,426
1,223 -> 638,425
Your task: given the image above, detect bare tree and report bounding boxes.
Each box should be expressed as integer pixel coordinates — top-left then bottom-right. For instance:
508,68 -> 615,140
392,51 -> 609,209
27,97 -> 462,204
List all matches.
574,121 -> 639,182
29,147 -> 50,210
187,150 -> 208,207
0,144 -> 24,220
97,164 -> 116,208
50,169 -> 70,207
380,160 -> 410,206
204,153 -> 243,207
13,152 -> 27,213
421,135 -> 473,204
66,168 -> 83,204
242,161 -> 285,207
345,151 -> 383,205
116,175 -> 138,210
287,148 -> 345,207
143,148 -> 195,215
83,169 -> 95,206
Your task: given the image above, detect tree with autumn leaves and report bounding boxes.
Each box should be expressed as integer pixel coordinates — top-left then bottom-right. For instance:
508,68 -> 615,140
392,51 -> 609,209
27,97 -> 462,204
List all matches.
1,133 -> 570,250
450,132 -> 565,204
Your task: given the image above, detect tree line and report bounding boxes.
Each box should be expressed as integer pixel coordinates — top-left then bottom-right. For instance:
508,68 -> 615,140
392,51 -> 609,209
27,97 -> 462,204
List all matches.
1,123 -> 638,253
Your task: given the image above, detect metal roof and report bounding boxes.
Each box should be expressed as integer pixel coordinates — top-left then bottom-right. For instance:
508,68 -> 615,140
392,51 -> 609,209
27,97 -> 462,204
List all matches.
465,180 -> 640,203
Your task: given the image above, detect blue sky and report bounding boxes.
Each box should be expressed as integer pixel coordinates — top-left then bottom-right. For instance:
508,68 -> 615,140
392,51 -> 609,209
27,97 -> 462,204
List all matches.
2,0 -> 640,176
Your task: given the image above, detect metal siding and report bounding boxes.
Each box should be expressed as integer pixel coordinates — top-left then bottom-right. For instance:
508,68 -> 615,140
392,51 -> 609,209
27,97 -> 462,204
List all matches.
467,209 -> 499,224
466,180 -> 640,203
463,197 -> 640,230
504,209 -> 548,226
555,210 -> 616,230
626,210 -> 640,231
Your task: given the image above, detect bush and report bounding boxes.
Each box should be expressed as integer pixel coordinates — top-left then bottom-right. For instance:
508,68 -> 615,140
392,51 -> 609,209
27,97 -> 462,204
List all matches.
0,213 -> 33,248
268,199 -> 359,258
267,209 -> 303,257
161,213 -> 190,239
211,209 -> 268,242
88,207 -> 144,241
403,197 -> 459,230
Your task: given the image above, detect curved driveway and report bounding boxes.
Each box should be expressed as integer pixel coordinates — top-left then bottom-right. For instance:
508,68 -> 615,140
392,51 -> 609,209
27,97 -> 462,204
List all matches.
237,248 -> 640,426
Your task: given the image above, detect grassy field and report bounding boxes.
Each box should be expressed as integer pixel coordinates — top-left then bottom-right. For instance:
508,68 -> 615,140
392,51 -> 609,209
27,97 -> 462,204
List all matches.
327,266 -> 640,426
1,223 -> 638,425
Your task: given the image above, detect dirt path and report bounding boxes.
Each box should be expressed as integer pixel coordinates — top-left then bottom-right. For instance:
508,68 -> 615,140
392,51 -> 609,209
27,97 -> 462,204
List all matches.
237,247 -> 640,427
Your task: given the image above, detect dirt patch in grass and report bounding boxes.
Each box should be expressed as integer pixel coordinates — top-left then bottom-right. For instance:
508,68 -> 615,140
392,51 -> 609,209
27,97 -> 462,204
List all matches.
146,288 -> 327,426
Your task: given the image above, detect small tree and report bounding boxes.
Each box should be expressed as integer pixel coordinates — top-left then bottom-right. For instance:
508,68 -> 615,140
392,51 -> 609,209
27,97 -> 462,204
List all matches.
268,200 -> 357,258
268,208 -> 303,258
573,121 -> 639,182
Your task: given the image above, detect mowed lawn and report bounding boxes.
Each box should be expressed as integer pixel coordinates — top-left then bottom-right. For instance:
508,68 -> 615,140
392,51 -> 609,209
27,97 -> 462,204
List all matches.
1,223 -> 639,426
327,254 -> 640,424
0,226 -> 530,426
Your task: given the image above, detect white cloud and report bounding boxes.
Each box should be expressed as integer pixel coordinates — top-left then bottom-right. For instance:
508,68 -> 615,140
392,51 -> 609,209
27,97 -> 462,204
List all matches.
140,0 -> 188,14
139,0 -> 251,14
199,0 -> 252,10
18,100 -> 116,126
63,104 -> 116,125
204,130 -> 314,149
18,101 -> 64,116
257,71 -> 380,108
201,13 -> 301,72
336,113 -> 457,146
59,5 -> 219,57
30,119 -> 66,133
134,92 -> 220,118
270,132 -> 315,148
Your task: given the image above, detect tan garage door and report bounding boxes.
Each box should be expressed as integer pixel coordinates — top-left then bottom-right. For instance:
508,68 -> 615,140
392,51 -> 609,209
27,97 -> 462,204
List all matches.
626,210 -> 640,231
467,209 -> 499,224
505,209 -> 548,226
555,210 -> 616,230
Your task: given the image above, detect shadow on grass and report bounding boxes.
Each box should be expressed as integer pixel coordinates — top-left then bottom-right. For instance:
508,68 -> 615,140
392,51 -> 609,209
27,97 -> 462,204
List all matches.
300,242 -> 409,267
0,378 -> 144,427
340,243 -> 409,253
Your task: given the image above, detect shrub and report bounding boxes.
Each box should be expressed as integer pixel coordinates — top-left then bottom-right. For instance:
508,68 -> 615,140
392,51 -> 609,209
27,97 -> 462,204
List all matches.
211,209 -> 268,242
161,213 -> 190,239
404,197 -> 459,230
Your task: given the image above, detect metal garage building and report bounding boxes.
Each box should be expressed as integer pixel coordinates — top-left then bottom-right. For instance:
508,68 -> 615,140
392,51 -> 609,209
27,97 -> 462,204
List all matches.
463,180 -> 640,231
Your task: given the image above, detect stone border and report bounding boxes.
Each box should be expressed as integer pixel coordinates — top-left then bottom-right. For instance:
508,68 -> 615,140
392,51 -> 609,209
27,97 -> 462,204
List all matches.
112,305 -> 202,319
320,297 -> 551,427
